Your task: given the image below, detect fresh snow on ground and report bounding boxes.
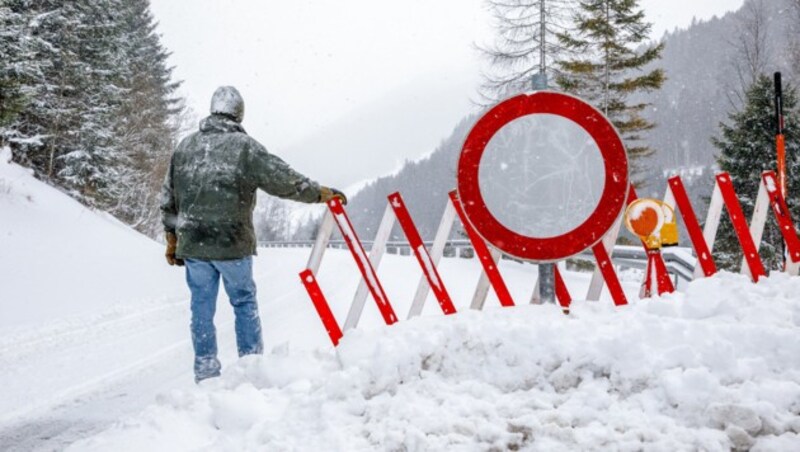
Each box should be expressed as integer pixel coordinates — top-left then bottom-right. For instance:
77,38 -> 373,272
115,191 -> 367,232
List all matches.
70,272 -> 800,451
0,147 -> 186,329
2,149 -> 800,451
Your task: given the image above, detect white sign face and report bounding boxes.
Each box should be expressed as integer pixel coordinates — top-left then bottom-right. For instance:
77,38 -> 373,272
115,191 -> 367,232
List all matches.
477,113 -> 606,239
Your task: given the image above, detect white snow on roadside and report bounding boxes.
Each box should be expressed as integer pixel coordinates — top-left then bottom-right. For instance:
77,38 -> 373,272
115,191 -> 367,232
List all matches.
71,272 -> 800,451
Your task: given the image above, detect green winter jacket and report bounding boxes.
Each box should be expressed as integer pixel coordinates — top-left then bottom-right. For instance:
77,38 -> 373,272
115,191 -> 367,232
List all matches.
161,114 -> 322,260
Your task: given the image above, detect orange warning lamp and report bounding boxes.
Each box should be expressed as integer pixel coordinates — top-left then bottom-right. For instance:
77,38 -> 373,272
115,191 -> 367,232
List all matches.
624,199 -> 678,250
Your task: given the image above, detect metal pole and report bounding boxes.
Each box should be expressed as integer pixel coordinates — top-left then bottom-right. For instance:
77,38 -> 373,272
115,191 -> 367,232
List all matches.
540,0 -> 546,76
538,263 -> 556,304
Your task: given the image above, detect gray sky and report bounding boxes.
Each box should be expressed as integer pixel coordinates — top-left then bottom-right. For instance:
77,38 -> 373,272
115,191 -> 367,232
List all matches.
149,0 -> 745,190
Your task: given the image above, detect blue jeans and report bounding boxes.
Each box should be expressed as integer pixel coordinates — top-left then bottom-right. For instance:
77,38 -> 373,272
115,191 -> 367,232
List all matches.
185,257 -> 263,382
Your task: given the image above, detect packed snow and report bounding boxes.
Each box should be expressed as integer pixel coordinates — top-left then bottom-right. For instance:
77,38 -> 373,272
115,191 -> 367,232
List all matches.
3,149 -> 800,451
70,272 -> 800,451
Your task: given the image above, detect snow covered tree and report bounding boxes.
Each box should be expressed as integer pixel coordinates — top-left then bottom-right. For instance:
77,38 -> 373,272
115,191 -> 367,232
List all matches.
0,5 -> 28,141
2,0 -> 182,235
556,0 -> 665,179
2,1 -> 74,173
713,74 -> 800,271
112,0 -> 182,233
479,0 -> 574,101
58,0 -> 133,208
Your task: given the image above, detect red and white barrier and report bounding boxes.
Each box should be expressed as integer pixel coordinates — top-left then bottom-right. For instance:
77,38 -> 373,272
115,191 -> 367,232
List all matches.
300,170 -> 800,347
663,176 -> 717,278
389,192 -> 457,316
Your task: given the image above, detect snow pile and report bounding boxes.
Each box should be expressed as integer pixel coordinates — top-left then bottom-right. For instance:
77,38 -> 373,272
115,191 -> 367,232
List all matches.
71,272 -> 800,451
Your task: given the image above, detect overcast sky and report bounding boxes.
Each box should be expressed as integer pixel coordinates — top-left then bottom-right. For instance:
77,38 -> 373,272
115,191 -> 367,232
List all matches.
149,0 -> 746,190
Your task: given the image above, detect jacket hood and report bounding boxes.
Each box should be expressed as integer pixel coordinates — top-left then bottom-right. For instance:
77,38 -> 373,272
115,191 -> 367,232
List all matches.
199,114 -> 247,134
210,86 -> 245,123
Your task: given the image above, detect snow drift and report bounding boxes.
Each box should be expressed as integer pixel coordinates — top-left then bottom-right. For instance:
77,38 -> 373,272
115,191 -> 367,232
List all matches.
71,272 -> 800,451
0,148 -> 188,435
0,147 -> 185,330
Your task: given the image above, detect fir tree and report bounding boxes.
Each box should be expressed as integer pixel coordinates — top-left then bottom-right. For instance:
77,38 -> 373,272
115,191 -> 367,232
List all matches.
0,5 -> 28,141
2,0 -> 182,235
713,74 -> 800,271
111,0 -> 182,232
556,0 -> 665,180
59,0 -> 132,208
2,0 -> 74,172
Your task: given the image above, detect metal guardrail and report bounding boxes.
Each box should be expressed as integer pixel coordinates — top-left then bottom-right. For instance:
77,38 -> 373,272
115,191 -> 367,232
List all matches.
260,240 -> 698,284
260,239 -> 477,257
595,246 -> 697,285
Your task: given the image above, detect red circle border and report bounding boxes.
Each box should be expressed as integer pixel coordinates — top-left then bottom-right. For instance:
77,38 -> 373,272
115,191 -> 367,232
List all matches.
456,91 -> 629,262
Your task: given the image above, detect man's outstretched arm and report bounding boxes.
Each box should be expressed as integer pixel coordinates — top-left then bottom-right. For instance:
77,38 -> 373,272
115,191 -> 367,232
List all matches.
249,144 -> 346,205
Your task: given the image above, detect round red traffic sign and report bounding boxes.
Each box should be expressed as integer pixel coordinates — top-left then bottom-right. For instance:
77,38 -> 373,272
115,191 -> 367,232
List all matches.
457,91 -> 628,262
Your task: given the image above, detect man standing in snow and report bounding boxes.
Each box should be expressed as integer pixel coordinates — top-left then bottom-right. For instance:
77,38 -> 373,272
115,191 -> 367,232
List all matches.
161,86 -> 346,382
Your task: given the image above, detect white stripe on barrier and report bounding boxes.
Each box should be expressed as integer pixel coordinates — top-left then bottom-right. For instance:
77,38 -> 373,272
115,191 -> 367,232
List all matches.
586,214 -> 623,301
343,203 -> 396,330
742,178 -> 770,277
408,199 -> 457,318
306,211 -> 336,275
470,246 -> 504,310
698,180 -> 725,279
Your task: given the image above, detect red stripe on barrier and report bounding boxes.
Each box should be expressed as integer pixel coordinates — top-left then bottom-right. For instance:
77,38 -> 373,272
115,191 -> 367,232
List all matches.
554,267 -> 572,309
388,192 -> 457,315
762,171 -> 800,263
299,270 -> 343,347
668,176 -> 717,277
591,242 -> 628,306
715,173 -> 766,281
327,198 -> 398,325
449,190 -> 515,307
629,185 -> 675,294
642,250 -> 674,297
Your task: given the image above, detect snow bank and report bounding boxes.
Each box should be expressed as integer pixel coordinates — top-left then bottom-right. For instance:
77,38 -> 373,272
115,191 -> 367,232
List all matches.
71,272 -> 800,451
0,147 -> 185,331
0,147 -> 188,430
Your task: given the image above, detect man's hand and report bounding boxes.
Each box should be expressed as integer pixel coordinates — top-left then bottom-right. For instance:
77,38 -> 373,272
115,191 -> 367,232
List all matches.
319,186 -> 348,205
165,231 -> 185,266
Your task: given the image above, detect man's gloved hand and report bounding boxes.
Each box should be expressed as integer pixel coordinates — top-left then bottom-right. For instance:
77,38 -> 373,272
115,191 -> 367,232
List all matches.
319,186 -> 348,205
165,231 -> 185,266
